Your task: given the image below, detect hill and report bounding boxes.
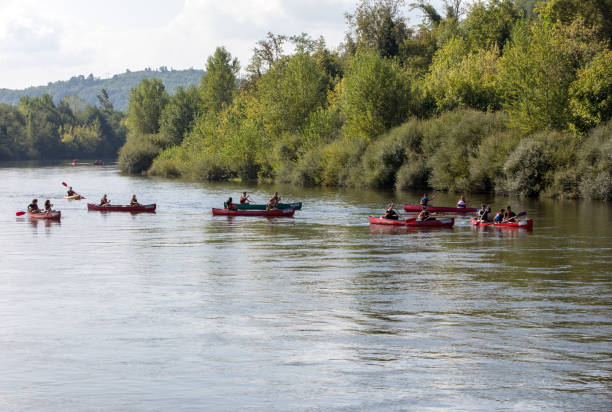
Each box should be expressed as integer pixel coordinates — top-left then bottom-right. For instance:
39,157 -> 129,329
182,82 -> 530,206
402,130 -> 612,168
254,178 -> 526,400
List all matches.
0,67 -> 205,112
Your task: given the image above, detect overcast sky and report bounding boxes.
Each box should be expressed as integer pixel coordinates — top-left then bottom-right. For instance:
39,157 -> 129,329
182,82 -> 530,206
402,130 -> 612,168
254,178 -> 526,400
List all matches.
0,0 -> 443,89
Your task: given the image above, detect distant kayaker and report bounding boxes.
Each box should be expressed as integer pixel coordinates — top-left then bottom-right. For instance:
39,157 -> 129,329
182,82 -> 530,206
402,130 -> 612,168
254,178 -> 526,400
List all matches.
419,193 -> 431,206
129,194 -> 141,207
417,206 -> 434,222
28,199 -> 40,213
267,192 -> 280,210
240,192 -> 252,205
42,200 -> 53,213
504,206 -> 516,222
494,209 -> 505,223
99,194 -> 110,206
456,195 -> 467,208
383,203 -> 399,220
67,186 -> 76,196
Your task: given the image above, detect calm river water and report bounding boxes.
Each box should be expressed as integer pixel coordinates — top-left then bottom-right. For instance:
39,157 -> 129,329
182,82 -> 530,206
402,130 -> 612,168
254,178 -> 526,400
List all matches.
0,162 -> 610,411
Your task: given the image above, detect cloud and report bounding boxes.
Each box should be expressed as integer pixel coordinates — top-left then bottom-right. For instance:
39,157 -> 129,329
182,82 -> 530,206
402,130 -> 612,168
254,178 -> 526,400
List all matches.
0,0 -> 441,89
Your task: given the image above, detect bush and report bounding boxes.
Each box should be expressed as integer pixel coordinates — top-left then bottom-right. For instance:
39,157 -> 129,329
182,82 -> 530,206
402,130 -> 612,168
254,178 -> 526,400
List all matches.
395,153 -> 430,190
118,134 -> 161,174
501,138 -> 552,196
576,121 -> 612,199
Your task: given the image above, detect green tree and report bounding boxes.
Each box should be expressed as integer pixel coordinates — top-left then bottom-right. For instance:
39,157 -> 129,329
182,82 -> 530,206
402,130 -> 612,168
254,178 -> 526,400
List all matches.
345,0 -> 411,58
126,78 -> 169,135
200,46 -> 240,112
463,0 -> 523,52
569,49 -> 612,132
341,52 -> 414,140
159,85 -> 202,146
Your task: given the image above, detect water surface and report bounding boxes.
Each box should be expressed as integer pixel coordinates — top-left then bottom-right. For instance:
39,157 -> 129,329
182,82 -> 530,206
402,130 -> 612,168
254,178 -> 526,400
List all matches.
0,162 -> 610,410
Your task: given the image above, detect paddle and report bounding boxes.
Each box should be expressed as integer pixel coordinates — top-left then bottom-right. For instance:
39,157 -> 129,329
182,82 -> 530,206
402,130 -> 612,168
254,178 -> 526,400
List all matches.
16,211 -> 26,216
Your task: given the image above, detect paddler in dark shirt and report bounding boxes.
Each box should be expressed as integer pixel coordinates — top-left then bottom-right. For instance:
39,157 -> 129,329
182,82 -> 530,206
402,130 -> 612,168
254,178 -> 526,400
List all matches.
67,187 -> 76,196
504,205 -> 516,222
28,199 -> 40,213
42,200 -> 53,213
383,203 -> 399,220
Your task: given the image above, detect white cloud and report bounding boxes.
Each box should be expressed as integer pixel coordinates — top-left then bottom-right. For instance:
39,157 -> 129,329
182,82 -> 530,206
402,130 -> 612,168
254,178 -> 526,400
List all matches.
0,0 -> 441,89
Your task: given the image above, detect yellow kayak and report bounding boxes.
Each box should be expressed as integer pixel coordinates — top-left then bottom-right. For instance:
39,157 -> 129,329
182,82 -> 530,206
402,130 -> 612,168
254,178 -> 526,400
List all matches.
64,194 -> 83,200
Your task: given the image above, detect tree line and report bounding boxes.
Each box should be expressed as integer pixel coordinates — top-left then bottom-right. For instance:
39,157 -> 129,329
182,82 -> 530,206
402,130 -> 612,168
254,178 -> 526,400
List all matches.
0,90 -> 125,160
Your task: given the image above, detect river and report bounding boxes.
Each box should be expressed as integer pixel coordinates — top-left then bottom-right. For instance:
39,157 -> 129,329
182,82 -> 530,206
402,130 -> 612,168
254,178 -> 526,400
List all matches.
0,162 -> 610,411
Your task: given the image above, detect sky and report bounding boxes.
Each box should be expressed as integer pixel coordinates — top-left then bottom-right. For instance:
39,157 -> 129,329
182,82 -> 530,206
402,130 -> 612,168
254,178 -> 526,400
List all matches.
0,0 -> 442,90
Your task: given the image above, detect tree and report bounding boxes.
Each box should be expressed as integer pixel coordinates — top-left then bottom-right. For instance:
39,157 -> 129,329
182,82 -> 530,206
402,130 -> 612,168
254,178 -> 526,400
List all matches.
126,78 -> 169,135
159,85 -> 202,146
341,52 -> 414,140
569,49 -> 612,132
200,46 -> 240,112
345,0 -> 412,58
463,0 -> 523,52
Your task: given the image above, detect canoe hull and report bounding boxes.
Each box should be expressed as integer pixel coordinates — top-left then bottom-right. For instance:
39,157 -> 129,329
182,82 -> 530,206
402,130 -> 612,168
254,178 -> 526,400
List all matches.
369,216 -> 454,227
470,218 -> 533,228
27,211 -> 61,220
64,195 -> 82,200
403,204 -> 477,213
229,202 -> 302,210
87,203 -> 156,212
212,208 -> 295,217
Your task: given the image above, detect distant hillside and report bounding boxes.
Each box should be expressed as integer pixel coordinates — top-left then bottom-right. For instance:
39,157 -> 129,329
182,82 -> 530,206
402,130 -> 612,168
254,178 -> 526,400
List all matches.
0,68 -> 205,112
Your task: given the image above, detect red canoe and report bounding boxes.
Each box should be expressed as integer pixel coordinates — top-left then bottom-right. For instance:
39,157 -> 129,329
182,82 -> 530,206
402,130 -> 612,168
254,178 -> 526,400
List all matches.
87,203 -> 156,212
403,204 -> 477,213
27,210 -> 61,220
212,208 -> 295,217
470,218 -> 533,228
369,216 -> 454,227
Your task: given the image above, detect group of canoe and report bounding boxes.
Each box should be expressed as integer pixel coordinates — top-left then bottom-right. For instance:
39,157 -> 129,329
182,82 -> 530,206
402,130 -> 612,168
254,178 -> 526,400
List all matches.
212,192 -> 302,217
20,183 -> 156,220
370,194 -> 533,228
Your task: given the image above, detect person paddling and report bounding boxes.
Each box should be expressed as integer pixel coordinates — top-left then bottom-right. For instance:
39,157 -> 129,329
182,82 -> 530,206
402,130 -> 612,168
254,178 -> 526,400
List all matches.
28,199 -> 40,213
67,186 -> 77,197
42,200 -> 53,213
456,195 -> 467,208
383,203 -> 399,220
267,192 -> 280,210
494,209 -> 505,223
477,204 -> 491,222
129,194 -> 141,207
417,206 -> 435,222
503,205 -> 516,223
224,197 -> 236,210
239,192 -> 252,205
99,194 -> 110,206
419,193 -> 432,206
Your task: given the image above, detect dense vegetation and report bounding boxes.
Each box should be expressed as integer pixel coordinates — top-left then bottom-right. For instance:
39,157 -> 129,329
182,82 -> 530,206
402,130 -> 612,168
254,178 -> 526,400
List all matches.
0,68 -> 205,112
0,90 -> 125,160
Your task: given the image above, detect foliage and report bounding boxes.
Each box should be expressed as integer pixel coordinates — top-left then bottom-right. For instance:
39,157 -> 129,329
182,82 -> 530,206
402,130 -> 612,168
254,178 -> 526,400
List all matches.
200,47 -> 240,113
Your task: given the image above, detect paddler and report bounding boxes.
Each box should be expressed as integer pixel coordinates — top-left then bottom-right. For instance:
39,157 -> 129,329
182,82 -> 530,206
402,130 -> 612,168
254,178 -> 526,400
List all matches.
224,197 -> 236,210
240,192 -> 252,205
42,200 -> 53,213
99,194 -> 110,206
419,193 -> 430,206
503,206 -> 516,222
494,208 -> 505,223
383,203 -> 399,220
477,204 -> 491,222
417,206 -> 434,222
129,194 -> 141,207
267,192 -> 280,210
28,198 -> 40,213
67,186 -> 77,197
456,195 -> 467,208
